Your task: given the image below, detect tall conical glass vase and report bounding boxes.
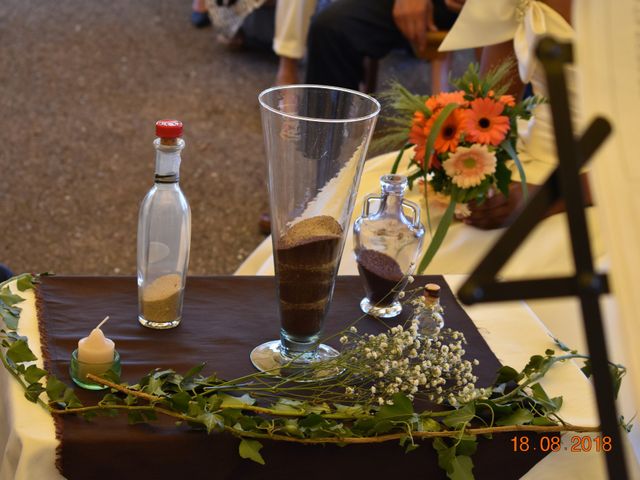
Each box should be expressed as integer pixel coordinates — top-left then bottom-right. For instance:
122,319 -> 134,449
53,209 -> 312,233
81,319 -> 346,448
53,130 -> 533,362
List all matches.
251,85 -> 380,376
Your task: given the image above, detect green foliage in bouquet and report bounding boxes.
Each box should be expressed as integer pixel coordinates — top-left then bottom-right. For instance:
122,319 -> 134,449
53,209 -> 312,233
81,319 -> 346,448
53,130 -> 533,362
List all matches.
378,62 -> 544,273
0,275 -> 632,479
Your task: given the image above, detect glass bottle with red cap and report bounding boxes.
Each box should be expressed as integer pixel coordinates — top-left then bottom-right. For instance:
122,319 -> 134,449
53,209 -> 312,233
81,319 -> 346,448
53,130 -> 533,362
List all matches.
137,120 -> 191,329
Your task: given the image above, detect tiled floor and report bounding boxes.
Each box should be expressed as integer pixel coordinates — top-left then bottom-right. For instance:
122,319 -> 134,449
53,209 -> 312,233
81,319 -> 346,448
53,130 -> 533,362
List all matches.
0,0 -> 467,275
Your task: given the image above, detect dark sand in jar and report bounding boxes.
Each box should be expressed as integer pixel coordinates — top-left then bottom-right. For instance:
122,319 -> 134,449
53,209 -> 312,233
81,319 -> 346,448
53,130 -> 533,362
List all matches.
356,249 -> 404,306
276,215 -> 343,339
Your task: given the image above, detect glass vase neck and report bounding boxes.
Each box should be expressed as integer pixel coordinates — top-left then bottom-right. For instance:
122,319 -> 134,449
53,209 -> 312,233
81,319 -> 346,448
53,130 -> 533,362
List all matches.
380,174 -> 408,195
154,138 -> 185,183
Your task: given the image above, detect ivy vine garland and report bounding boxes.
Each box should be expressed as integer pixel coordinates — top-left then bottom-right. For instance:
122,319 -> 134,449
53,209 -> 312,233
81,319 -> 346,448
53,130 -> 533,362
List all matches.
0,274 -> 629,479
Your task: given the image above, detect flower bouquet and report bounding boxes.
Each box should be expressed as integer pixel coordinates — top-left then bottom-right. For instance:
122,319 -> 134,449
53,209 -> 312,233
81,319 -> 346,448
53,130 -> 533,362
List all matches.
379,63 -> 543,273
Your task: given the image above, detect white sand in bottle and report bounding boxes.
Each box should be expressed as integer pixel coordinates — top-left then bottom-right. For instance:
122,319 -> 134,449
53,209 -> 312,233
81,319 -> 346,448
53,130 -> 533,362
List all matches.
141,274 -> 182,323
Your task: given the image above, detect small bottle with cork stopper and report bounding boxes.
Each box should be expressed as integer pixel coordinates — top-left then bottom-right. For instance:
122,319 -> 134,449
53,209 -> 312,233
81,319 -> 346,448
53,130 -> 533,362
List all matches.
137,120 -> 191,329
415,283 -> 444,337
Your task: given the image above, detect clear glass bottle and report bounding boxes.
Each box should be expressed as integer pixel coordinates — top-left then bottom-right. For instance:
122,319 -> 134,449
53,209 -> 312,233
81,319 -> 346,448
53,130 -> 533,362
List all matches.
415,283 -> 444,337
137,120 -> 191,329
353,174 -> 424,318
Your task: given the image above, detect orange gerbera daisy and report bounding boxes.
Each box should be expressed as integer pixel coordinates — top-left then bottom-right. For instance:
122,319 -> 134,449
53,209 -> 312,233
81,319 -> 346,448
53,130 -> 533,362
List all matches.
425,96 -> 440,113
499,95 -> 516,107
435,90 -> 466,108
434,108 -> 463,154
463,98 -> 510,145
409,111 -> 428,165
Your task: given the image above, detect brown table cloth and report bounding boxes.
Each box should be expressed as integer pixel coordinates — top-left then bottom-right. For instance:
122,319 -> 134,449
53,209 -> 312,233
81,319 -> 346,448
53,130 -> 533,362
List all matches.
36,276 -> 550,479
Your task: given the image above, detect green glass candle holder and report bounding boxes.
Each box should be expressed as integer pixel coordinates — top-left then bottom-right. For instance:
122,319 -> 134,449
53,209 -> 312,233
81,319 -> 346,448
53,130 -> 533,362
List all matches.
70,349 -> 121,390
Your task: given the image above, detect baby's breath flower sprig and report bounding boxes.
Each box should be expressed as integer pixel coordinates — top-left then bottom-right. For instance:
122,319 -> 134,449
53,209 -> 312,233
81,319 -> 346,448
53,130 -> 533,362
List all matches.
311,314 -> 482,407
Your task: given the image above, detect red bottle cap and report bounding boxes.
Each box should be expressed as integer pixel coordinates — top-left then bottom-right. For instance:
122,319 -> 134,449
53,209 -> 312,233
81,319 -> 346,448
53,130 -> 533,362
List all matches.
155,120 -> 183,138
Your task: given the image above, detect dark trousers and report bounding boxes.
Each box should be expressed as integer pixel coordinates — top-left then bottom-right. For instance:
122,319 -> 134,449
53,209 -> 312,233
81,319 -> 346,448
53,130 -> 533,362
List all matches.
305,0 -> 458,90
0,264 -> 13,282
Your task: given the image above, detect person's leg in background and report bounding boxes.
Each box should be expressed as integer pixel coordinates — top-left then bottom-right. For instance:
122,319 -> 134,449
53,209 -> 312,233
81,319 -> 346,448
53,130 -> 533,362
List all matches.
305,0 -> 404,90
305,0 -> 461,92
273,0 -> 318,85
191,0 -> 211,27
0,264 -> 14,282
429,0 -> 459,92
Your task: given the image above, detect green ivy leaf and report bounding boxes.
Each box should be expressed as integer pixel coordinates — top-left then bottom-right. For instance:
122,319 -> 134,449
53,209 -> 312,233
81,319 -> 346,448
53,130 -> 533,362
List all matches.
220,408 -> 242,425
16,275 -> 36,292
405,443 -> 420,453
100,393 -> 121,405
376,393 -> 414,420
399,434 -> 420,453
197,412 -> 224,433
128,409 -> 157,425
419,417 -> 442,432
0,287 -> 24,306
46,375 -> 67,402
529,383 -> 562,412
61,388 -> 83,409
304,403 -> 331,415
373,419 -> 395,434
180,363 -> 205,389
442,403 -> 475,429
280,418 -> 303,437
235,416 -> 258,431
82,411 -> 98,421
273,403 -> 303,415
239,439 -> 265,465
299,413 -> 325,429
1,309 -> 19,330
144,376 -> 166,397
434,438 -> 455,471
220,393 -> 256,409
449,455 -> 474,480
495,365 -> 521,384
101,368 -> 121,384
456,436 -> 478,457
495,408 -> 534,426
523,355 -> 546,375
187,401 -> 205,418
351,417 -> 377,435
531,417 -> 557,426
128,410 -> 145,424
168,391 -> 191,413
24,382 -> 45,403
334,403 -> 366,416
6,339 -> 37,364
24,365 -> 47,383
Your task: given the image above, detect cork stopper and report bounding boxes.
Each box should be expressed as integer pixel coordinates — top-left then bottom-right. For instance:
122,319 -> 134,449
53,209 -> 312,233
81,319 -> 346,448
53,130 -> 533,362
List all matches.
424,283 -> 441,299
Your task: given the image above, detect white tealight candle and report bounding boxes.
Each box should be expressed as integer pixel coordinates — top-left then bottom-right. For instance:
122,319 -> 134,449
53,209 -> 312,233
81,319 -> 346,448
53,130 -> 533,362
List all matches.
78,317 -> 115,366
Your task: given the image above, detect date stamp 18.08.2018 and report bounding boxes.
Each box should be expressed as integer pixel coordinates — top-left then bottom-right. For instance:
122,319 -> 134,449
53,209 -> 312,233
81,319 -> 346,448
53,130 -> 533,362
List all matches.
511,434 -> 612,453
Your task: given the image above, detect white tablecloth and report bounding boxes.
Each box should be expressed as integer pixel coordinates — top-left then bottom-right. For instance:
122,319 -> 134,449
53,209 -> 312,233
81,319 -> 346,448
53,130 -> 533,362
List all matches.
1,155 -> 638,479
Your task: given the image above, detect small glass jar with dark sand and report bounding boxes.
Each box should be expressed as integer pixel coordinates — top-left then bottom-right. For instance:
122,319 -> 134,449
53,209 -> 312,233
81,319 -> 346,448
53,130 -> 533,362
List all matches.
354,175 -> 424,318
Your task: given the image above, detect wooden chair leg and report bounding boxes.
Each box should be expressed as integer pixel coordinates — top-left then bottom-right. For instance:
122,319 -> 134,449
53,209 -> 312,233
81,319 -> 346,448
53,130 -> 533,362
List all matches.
362,57 -> 379,94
